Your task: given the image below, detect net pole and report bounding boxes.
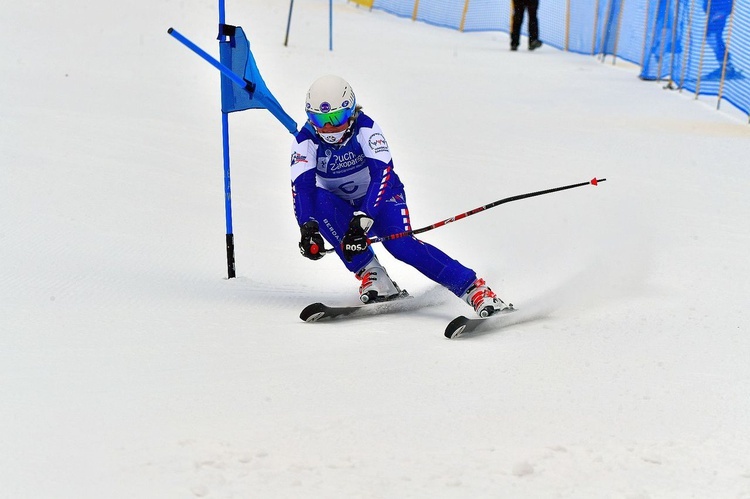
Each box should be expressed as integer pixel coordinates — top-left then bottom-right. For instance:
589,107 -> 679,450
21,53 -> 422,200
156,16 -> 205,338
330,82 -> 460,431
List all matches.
460,0 -> 470,32
666,0 -> 681,85
284,0 -> 294,47
678,0 -> 697,91
695,0 -> 712,97
612,0 -> 626,65
640,0 -> 651,68
329,0 -> 333,51
565,0 -> 571,51
592,0 -> 601,55
717,0 -> 737,109
600,0 -> 614,61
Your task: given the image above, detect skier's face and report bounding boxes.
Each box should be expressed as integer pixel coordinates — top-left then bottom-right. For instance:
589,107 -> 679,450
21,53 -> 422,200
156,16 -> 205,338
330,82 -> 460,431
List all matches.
315,124 -> 349,144
315,122 -> 349,134
310,114 -> 353,144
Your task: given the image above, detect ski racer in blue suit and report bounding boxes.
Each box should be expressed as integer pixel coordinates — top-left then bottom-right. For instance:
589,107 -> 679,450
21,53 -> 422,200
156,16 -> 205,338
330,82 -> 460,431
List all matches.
291,75 -> 510,317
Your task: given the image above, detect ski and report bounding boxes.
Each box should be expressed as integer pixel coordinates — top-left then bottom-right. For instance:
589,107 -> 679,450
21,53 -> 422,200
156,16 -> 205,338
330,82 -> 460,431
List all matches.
300,290 -> 412,322
444,307 -> 518,339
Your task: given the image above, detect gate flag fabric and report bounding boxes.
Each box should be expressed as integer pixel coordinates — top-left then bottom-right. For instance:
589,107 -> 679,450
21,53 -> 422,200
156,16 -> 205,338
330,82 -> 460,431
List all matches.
219,24 -> 297,133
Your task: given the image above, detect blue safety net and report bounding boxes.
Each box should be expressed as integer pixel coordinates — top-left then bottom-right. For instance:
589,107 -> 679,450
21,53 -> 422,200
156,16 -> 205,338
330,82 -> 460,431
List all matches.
372,0 -> 749,116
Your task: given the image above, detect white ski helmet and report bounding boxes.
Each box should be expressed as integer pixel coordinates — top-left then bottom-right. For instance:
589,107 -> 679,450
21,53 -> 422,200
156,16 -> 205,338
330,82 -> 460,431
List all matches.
305,75 -> 356,143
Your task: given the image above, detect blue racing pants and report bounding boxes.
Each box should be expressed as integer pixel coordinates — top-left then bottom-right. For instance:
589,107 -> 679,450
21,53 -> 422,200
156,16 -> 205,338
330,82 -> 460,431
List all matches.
312,188 -> 477,297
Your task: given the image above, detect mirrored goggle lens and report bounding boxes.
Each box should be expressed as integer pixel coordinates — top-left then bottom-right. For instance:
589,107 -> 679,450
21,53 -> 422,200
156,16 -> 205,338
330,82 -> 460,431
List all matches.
307,106 -> 354,128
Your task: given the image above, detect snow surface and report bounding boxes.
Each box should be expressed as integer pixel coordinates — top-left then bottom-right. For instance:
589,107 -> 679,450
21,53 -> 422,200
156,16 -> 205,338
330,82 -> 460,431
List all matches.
2,0 -> 750,497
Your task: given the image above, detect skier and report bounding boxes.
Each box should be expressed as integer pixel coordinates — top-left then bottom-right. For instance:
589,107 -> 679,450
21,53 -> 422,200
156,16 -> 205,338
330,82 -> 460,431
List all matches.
290,75 -> 510,318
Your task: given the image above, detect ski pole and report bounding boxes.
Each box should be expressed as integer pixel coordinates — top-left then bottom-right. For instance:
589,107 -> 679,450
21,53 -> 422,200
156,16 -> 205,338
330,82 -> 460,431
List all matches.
369,177 -> 606,244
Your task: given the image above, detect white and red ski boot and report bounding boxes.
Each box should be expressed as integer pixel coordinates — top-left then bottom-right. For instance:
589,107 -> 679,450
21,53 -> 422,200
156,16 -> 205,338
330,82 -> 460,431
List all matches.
461,278 -> 511,318
356,256 -> 402,304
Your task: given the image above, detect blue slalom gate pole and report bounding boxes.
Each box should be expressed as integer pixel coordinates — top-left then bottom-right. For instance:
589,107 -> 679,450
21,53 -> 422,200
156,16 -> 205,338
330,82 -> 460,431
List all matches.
169,16 -> 298,278
218,0 -> 226,25
168,25 -> 237,278
220,111 -> 235,279
217,0 -> 236,278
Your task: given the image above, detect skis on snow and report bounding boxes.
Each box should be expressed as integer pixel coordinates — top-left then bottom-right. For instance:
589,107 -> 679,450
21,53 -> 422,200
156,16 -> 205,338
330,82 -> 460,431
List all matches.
299,290 -> 412,322
300,293 -> 518,339
443,307 -> 517,339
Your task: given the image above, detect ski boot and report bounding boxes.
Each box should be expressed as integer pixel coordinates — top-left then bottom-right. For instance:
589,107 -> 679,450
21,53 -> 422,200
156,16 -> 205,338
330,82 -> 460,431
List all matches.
356,256 -> 403,304
461,278 -> 512,318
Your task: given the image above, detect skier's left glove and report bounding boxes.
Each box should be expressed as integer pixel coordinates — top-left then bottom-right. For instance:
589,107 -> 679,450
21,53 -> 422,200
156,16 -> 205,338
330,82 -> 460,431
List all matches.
342,212 -> 374,262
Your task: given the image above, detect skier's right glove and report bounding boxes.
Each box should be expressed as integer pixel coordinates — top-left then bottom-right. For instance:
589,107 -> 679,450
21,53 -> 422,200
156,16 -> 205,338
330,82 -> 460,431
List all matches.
299,220 -> 326,260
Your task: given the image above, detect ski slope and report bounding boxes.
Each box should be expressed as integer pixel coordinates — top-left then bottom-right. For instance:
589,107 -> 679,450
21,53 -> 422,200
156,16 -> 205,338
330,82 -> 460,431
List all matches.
2,1 -> 749,497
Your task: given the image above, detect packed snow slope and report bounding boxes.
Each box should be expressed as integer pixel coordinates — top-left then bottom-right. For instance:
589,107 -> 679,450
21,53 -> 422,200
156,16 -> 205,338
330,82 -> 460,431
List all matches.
2,1 -> 749,497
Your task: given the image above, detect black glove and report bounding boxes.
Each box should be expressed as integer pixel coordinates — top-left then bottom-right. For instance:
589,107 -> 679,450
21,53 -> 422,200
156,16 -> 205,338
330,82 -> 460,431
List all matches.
299,221 -> 326,260
342,212 -> 374,262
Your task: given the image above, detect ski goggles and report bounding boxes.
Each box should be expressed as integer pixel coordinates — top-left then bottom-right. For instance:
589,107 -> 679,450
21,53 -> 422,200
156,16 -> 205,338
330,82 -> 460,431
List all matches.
306,106 -> 355,129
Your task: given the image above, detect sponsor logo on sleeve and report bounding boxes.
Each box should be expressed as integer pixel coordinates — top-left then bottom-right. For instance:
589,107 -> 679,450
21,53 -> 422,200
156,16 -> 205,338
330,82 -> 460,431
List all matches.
291,152 -> 308,166
368,133 -> 389,153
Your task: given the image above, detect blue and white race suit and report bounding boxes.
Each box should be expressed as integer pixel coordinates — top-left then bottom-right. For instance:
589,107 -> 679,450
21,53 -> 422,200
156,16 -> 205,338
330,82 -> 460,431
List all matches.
290,112 -> 476,296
